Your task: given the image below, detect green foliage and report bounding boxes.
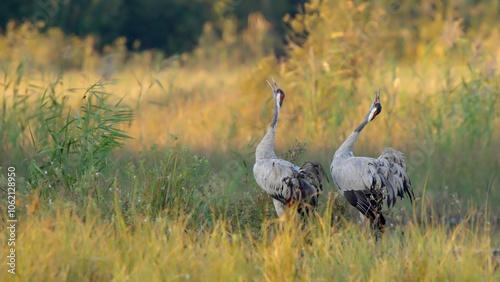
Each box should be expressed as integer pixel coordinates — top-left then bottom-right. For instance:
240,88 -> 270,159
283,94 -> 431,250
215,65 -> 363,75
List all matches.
0,0 -> 305,55
0,0 -> 214,54
27,80 -> 133,194
0,67 -> 133,206
128,144 -> 210,219
0,62 -> 31,163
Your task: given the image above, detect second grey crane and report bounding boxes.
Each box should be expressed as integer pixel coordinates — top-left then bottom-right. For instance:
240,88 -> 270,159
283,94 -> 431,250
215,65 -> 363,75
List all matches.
330,90 -> 414,232
253,78 -> 327,217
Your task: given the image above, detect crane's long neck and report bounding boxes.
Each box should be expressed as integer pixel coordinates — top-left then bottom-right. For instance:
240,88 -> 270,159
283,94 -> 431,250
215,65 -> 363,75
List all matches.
256,101 -> 280,160
335,116 -> 369,158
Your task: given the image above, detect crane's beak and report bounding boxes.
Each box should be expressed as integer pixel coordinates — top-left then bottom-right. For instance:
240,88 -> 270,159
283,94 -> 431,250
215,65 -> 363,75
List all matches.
266,79 -> 275,91
272,76 -> 280,89
374,88 -> 380,104
266,76 -> 281,93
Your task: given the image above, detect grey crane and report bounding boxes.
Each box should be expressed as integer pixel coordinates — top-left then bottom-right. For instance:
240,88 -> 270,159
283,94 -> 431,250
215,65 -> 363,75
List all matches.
253,78 -> 327,217
330,89 -> 414,232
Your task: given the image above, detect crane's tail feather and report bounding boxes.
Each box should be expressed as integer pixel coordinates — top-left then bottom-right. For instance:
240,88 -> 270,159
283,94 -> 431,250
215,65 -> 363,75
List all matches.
378,148 -> 414,205
279,161 -> 328,216
379,147 -> 406,170
300,161 -> 329,190
283,173 -> 319,216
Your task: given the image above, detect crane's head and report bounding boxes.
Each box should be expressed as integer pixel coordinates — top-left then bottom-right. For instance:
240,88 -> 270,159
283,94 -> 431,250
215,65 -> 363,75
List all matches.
266,76 -> 285,108
367,89 -> 382,121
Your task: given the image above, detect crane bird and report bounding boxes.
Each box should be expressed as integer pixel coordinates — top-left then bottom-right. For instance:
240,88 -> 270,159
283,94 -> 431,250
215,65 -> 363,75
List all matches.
330,89 -> 414,233
253,77 -> 328,217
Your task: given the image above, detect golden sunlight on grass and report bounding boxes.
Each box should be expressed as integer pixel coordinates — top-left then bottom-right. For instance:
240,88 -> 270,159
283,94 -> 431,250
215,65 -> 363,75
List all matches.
0,1 -> 499,280
1,200 -> 497,281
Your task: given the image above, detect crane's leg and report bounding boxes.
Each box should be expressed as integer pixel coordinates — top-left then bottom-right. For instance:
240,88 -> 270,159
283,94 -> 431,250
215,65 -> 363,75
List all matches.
359,211 -> 366,223
273,199 -> 286,218
359,211 -> 372,235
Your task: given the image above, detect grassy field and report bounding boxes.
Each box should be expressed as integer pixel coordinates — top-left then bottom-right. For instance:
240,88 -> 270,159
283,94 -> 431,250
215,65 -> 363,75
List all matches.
1,0 -> 499,280
2,200 -> 499,281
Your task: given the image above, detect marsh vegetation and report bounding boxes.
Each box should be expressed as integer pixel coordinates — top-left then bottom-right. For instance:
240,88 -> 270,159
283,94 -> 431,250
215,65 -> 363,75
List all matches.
0,0 -> 499,280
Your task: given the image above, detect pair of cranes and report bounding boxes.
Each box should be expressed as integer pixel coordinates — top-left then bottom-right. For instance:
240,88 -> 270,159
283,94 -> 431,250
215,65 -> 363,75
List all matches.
253,78 -> 414,233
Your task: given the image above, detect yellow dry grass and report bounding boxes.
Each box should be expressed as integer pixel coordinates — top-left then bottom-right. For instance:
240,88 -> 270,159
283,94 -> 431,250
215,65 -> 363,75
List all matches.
0,198 -> 497,281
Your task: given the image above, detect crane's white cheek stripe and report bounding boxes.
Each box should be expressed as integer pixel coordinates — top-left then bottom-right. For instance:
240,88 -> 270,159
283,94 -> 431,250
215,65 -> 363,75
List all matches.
368,108 -> 377,121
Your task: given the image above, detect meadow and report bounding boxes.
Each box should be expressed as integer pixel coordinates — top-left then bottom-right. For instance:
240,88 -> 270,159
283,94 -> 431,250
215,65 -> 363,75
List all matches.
0,0 -> 499,280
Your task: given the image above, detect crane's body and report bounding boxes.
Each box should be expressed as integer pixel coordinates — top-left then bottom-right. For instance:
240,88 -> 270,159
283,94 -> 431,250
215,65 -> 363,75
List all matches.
254,158 -> 299,216
330,90 -> 414,232
254,78 -> 327,217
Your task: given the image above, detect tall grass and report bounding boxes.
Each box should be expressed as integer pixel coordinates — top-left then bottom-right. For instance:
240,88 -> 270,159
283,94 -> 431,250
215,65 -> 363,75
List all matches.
0,0 -> 499,280
27,80 -> 133,190
0,199 -> 497,281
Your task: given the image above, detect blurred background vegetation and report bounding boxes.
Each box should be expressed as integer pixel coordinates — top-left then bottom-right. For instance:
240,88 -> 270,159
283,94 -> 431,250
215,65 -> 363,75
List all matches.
0,1 -> 499,279
0,0 -> 305,56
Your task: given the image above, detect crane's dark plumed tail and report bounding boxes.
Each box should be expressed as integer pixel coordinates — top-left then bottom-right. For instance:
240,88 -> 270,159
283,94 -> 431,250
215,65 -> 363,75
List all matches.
378,147 -> 414,206
300,161 -> 329,190
283,161 -> 328,216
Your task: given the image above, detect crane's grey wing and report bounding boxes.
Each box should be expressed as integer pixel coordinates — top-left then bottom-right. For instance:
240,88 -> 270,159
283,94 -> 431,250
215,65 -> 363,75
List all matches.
331,159 -> 384,220
378,147 -> 414,206
253,159 -> 298,205
343,189 -> 377,220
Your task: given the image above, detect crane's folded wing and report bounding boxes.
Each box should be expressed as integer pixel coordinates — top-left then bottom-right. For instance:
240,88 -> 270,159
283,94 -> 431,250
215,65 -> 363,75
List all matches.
253,159 -> 299,204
